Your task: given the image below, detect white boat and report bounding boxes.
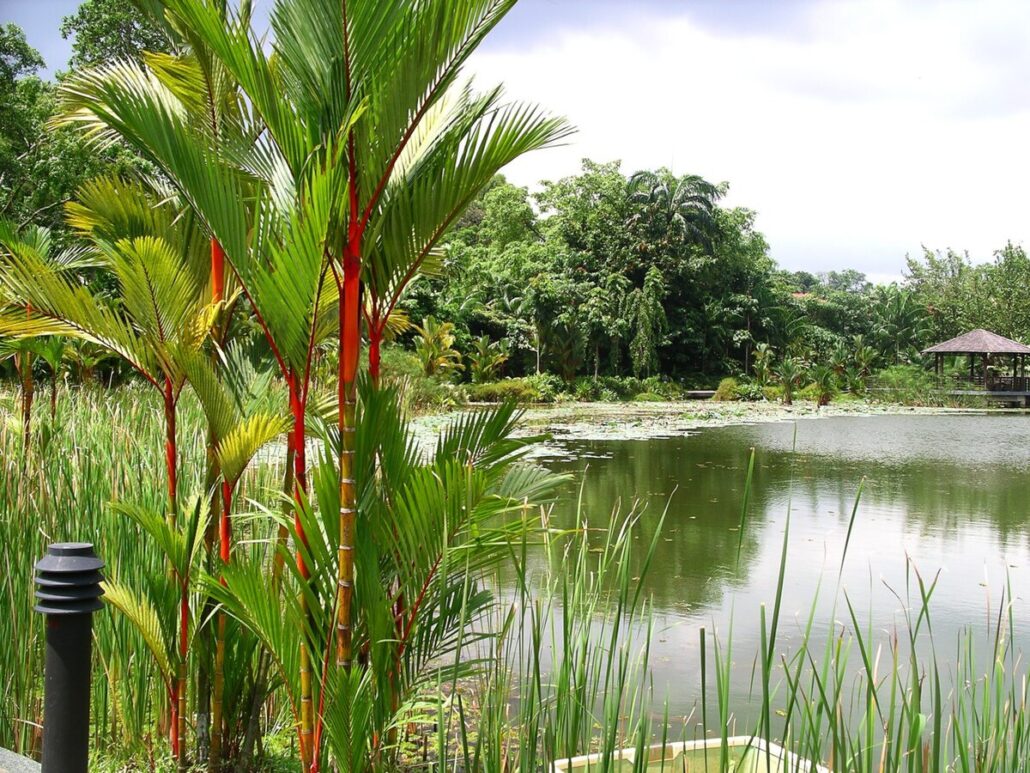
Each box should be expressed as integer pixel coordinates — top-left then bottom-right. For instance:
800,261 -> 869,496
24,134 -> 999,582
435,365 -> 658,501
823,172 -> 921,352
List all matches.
551,736 -> 830,772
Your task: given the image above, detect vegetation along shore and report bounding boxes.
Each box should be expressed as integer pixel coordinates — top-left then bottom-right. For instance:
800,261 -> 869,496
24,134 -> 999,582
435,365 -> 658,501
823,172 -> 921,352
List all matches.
2,0 -> 1030,771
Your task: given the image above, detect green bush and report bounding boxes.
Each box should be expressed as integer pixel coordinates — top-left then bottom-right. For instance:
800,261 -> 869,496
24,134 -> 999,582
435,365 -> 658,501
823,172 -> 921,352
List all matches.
712,377 -> 739,402
467,375 -> 570,403
873,364 -> 941,406
762,385 -> 783,401
380,346 -> 467,412
632,392 -> 665,402
796,382 -> 820,402
734,382 -> 767,402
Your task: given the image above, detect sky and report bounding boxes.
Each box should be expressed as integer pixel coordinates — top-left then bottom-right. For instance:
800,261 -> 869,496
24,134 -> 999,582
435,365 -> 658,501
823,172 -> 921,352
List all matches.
6,0 -> 1030,281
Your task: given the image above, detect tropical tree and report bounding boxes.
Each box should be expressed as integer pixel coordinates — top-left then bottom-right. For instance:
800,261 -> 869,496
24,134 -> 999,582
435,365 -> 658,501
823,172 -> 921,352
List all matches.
752,342 -> 774,387
628,169 -> 722,253
414,316 -> 463,378
0,219 -> 94,446
628,266 -> 667,378
468,334 -> 509,383
775,357 -> 803,406
808,363 -> 838,407
0,177 -> 209,763
56,1 -> 569,768
872,285 -> 931,364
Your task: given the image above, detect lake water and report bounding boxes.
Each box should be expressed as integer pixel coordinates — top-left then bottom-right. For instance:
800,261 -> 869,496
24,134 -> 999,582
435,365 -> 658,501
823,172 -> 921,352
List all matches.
533,413 -> 1030,725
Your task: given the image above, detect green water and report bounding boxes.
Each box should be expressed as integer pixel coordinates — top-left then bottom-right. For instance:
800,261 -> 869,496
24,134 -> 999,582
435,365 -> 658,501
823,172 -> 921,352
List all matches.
535,413 -> 1030,722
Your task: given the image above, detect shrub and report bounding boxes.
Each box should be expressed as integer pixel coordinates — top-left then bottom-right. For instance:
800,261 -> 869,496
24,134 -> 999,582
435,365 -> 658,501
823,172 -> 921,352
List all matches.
632,392 -> 664,402
712,377 -> 739,402
466,374 -> 572,404
796,382 -> 820,402
873,364 -> 940,406
762,385 -> 783,401
641,376 -> 683,400
467,378 -> 543,403
734,382 -> 767,402
523,373 -> 567,402
380,347 -> 466,413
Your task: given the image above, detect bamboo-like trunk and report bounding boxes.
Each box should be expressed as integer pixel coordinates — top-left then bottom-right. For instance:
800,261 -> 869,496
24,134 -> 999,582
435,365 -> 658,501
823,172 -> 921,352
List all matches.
211,480 -> 233,772
161,378 -> 183,765
20,353 -> 33,450
211,239 -> 226,304
163,380 -> 178,529
368,325 -> 382,386
289,376 -> 315,769
177,583 -> 188,772
21,304 -> 33,451
201,238 -> 227,767
336,248 -> 360,670
240,443 -> 296,770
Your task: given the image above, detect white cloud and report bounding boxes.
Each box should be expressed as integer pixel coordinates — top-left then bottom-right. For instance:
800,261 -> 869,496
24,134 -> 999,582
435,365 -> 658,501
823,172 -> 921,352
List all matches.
467,0 -> 1030,277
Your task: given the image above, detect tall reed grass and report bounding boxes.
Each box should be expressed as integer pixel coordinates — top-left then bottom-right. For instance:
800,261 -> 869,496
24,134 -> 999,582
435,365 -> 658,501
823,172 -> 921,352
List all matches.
2,388 -> 1030,771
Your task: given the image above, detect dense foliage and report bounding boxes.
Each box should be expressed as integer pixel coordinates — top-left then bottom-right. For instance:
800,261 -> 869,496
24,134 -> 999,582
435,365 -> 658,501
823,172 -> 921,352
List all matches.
397,166 -> 1030,391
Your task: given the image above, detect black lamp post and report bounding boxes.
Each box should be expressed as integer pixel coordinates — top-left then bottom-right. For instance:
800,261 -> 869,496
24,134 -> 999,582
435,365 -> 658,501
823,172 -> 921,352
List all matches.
34,543 -> 104,773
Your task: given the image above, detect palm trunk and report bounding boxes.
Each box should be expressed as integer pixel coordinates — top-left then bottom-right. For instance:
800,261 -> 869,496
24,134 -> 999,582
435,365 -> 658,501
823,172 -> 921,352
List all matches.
20,353 -> 33,451
288,374 -> 315,769
200,239 -> 227,767
336,247 -> 360,670
369,324 -> 382,387
161,377 -> 184,766
240,443 -> 296,771
21,304 -> 33,451
49,377 -> 57,422
211,480 -> 233,772
177,582 -> 189,772
163,379 -> 179,529
211,239 -> 226,304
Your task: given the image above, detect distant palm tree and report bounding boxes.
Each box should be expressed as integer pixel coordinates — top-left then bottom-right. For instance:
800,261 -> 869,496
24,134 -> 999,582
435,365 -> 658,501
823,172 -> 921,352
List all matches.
414,316 -> 463,377
628,170 -> 722,249
775,357 -> 803,406
872,286 -> 931,364
0,219 -> 95,445
808,364 -> 838,407
468,335 -> 509,383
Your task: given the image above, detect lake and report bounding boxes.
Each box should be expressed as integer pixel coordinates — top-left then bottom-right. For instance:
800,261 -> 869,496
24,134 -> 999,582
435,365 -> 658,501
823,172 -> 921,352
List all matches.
532,412 -> 1030,726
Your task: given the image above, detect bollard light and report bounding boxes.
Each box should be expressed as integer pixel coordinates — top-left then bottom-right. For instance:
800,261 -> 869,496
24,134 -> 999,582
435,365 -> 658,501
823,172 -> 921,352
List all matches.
34,543 -> 104,773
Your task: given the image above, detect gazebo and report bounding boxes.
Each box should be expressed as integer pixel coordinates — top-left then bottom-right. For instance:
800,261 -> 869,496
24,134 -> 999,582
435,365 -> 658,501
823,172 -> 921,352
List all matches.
922,328 -> 1030,393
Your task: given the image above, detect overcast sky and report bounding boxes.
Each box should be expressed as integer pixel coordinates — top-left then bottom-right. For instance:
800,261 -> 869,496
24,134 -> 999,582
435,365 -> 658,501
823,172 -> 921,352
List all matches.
8,0 -> 1030,281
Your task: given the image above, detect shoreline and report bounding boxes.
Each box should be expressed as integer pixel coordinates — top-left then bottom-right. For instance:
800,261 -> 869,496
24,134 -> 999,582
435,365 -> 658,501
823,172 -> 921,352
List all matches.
411,398 -> 1001,447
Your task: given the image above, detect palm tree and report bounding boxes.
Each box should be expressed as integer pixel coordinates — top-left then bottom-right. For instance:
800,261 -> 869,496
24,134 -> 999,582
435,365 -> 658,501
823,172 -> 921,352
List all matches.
775,357 -> 803,406
57,1 -> 569,766
468,334 -> 509,383
628,169 -> 722,251
0,219 -> 95,447
414,316 -> 463,377
872,285 -> 931,365
808,364 -> 838,407
0,177 -> 209,764
179,345 -> 288,768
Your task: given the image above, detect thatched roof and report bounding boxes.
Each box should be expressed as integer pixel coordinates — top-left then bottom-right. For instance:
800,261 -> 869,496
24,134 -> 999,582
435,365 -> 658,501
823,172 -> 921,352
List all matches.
922,329 -> 1030,355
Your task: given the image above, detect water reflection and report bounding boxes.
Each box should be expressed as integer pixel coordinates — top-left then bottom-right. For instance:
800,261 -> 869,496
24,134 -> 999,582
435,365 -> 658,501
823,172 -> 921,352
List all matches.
525,414 -> 1030,720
